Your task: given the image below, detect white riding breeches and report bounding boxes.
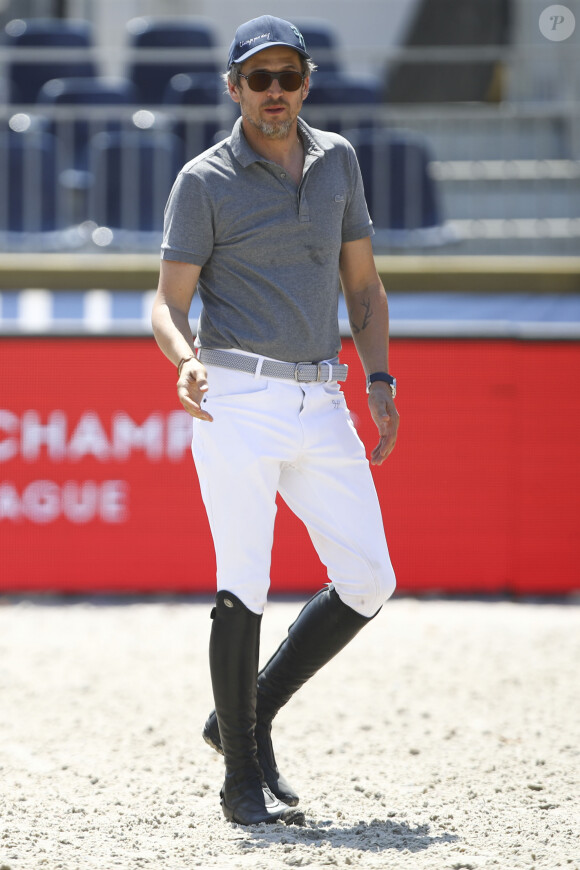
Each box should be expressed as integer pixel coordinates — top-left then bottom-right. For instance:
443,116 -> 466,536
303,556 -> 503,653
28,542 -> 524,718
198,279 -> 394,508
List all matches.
191,354 -> 396,617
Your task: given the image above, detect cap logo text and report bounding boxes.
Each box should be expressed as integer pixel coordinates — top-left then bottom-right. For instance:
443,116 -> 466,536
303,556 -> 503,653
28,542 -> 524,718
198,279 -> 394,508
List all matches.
239,32 -> 270,49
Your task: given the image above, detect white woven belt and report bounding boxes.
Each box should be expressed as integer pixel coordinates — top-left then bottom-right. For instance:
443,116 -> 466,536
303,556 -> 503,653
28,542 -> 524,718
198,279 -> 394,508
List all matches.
198,349 -> 348,383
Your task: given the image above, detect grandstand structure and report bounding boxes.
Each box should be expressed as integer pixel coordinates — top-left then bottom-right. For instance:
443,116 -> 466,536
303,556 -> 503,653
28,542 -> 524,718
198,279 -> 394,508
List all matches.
0,0 -> 578,335
0,0 -> 578,259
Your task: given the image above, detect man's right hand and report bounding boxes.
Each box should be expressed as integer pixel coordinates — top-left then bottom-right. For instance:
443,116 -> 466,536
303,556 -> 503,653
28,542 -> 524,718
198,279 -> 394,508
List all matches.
176,358 -> 213,421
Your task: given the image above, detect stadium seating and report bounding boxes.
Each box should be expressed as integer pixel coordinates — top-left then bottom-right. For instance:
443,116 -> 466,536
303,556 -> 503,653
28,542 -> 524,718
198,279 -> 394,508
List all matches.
3,18 -> 96,103
294,20 -> 339,73
163,71 -> 223,106
85,127 -> 182,232
345,127 -> 454,248
163,71 -> 228,158
297,21 -> 380,133
0,124 -> 60,232
126,17 -> 219,104
38,76 -> 137,106
37,77 -> 138,169
306,73 -> 380,107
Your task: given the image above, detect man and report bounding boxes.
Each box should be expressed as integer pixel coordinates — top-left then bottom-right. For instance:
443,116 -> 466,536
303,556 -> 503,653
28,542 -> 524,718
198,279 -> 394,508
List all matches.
151,15 -> 399,827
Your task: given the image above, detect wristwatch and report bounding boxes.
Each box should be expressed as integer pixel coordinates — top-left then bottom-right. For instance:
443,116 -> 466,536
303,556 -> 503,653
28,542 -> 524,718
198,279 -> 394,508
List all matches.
366,372 -> 397,398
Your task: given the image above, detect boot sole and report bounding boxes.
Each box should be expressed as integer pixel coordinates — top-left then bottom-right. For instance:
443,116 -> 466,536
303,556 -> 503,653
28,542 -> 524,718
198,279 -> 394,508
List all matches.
221,797 -> 305,826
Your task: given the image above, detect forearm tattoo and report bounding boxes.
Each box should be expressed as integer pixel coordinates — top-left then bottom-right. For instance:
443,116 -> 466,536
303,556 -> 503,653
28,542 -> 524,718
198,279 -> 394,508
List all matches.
349,297 -> 373,334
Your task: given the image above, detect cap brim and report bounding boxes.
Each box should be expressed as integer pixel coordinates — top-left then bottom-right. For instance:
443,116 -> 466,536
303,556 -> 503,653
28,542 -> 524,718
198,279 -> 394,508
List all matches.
230,41 -> 310,66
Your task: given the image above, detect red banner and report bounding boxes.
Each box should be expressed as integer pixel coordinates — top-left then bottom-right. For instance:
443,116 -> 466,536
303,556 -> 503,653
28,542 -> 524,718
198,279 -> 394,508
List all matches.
1,338 -> 579,596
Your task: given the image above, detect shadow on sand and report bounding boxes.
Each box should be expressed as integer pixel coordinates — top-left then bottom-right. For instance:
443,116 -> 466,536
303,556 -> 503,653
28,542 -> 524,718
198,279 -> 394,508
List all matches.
246,816 -> 459,854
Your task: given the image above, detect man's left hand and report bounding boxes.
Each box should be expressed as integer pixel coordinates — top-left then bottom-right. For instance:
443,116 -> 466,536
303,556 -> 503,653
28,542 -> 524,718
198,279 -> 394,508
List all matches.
368,383 -> 399,466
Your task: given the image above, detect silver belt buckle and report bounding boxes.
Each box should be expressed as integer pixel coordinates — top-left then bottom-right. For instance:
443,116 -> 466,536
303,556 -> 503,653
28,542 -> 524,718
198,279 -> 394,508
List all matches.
294,362 -> 312,382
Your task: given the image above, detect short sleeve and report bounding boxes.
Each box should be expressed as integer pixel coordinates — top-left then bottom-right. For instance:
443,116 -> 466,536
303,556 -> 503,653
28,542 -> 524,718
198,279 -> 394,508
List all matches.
160,170 -> 215,266
341,142 -> 374,243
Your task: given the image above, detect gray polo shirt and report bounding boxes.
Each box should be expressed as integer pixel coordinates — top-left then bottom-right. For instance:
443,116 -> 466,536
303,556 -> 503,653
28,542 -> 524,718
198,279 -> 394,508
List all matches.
161,116 -> 373,363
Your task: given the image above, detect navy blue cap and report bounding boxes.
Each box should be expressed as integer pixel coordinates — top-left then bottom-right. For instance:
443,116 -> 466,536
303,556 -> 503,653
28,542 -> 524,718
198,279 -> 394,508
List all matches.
227,15 -> 310,68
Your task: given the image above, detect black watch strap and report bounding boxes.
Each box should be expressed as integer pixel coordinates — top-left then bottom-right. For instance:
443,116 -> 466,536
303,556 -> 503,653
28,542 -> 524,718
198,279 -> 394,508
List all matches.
366,372 -> 396,396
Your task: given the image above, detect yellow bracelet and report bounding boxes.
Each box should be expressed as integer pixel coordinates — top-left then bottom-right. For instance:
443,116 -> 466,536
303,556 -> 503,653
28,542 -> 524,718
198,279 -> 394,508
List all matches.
177,356 -> 195,376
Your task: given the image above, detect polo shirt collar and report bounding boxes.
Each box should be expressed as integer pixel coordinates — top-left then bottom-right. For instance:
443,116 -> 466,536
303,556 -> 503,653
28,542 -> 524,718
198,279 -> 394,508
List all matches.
230,116 -> 325,168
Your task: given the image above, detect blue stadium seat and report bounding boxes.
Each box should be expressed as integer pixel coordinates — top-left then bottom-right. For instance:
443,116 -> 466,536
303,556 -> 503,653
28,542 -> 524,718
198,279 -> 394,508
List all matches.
297,20 -> 381,134
304,72 -> 380,135
4,18 -> 96,103
307,72 -> 380,106
163,71 -> 225,158
86,128 -> 182,231
126,17 -> 219,104
294,20 -> 339,73
163,71 -> 223,106
0,124 -> 59,232
38,76 -> 137,105
345,127 -> 449,247
38,77 -> 138,168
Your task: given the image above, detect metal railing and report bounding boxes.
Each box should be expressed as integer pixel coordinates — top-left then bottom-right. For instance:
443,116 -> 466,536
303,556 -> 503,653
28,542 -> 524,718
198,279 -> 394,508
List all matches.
0,98 -> 579,254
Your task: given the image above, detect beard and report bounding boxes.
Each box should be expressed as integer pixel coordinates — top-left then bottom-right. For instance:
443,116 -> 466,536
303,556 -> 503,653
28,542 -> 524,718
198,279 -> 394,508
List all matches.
248,116 -> 294,139
240,98 -> 298,140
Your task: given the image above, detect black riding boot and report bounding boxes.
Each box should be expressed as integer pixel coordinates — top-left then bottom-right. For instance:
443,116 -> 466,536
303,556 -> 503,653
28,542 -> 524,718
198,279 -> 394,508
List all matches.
208,590 -> 304,826
204,586 -> 375,806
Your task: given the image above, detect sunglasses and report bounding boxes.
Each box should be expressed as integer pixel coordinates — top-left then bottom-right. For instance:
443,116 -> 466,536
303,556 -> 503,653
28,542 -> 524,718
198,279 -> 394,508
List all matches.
239,70 -> 306,92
